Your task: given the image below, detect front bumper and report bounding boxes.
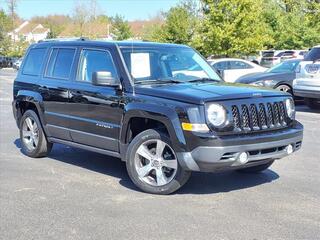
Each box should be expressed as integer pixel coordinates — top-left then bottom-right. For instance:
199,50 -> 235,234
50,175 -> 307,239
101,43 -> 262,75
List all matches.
294,87 -> 320,99
177,123 -> 303,172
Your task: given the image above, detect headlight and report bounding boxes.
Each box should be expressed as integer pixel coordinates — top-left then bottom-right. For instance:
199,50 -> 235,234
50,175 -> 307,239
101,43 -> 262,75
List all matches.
251,80 -> 276,87
207,104 -> 227,127
285,98 -> 295,119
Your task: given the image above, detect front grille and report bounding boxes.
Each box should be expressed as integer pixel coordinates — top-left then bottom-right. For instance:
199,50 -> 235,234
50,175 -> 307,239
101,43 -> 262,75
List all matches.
231,101 -> 287,133
305,64 -> 320,74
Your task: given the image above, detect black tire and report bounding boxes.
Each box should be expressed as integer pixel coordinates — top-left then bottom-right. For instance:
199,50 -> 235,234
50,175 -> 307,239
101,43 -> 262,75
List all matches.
126,129 -> 191,195
237,160 -> 274,173
304,98 -> 320,110
19,110 -> 53,158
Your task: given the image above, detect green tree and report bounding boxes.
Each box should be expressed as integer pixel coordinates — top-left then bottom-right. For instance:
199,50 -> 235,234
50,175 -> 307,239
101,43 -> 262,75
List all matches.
0,10 -> 11,56
194,0 -> 271,57
145,1 -> 199,45
263,0 -> 320,49
111,15 -> 132,40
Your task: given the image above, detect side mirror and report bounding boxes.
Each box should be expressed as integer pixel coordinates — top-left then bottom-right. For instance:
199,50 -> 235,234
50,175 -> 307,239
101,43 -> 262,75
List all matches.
217,69 -> 224,80
92,71 -> 120,87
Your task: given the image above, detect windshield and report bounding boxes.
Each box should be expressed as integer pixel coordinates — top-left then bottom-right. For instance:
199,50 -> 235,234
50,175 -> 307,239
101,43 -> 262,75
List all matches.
304,47 -> 320,61
267,60 -> 300,73
120,46 -> 221,84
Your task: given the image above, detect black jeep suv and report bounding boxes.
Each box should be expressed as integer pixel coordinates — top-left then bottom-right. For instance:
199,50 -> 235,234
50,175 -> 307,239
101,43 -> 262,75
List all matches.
12,40 -> 303,194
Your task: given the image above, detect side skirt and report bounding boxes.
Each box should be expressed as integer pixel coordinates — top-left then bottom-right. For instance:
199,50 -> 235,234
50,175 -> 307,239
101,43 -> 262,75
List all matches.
48,137 -> 121,159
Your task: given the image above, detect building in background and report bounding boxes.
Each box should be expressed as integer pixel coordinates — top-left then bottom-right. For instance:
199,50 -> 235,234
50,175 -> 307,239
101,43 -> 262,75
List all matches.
8,21 -> 50,43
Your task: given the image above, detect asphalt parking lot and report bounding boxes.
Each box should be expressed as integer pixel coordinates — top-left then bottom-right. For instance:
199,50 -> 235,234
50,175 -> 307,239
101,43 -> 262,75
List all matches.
0,68 -> 319,240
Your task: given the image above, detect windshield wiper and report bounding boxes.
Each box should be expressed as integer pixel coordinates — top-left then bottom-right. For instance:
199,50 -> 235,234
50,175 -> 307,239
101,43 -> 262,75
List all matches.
135,79 -> 183,85
186,78 -> 221,83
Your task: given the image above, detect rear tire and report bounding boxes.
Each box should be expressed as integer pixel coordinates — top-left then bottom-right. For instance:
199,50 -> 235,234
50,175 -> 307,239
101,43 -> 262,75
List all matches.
237,160 -> 274,173
19,110 -> 52,158
126,129 -> 191,194
304,98 -> 320,110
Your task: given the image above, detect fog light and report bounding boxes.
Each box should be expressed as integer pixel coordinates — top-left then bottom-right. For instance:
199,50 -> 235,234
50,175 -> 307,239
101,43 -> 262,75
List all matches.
286,144 -> 294,155
238,152 -> 249,164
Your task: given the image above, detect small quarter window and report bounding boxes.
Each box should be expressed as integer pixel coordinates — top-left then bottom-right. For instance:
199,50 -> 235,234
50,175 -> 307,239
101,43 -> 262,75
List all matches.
46,48 -> 76,79
22,48 -> 46,76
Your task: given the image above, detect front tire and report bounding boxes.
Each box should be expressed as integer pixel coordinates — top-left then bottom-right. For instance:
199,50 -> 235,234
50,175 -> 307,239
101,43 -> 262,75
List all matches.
19,110 -> 52,158
237,160 -> 274,173
276,84 -> 292,95
126,129 -> 191,194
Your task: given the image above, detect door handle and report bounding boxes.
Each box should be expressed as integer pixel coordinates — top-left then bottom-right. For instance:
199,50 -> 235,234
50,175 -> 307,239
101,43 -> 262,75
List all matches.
39,86 -> 48,91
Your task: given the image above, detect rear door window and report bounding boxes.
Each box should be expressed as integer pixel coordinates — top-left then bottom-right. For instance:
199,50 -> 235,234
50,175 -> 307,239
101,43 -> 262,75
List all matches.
213,61 -> 229,70
22,48 -> 47,76
46,48 -> 76,79
229,60 -> 253,69
305,47 -> 320,61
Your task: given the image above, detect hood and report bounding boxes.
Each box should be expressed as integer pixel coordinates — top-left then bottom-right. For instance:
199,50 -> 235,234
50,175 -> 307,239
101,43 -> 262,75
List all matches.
135,82 -> 286,104
236,72 -> 295,84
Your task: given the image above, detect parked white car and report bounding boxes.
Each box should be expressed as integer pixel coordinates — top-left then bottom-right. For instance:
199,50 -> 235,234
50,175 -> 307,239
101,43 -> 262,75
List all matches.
13,58 -> 23,70
293,45 -> 320,109
260,50 -> 307,68
208,58 -> 267,82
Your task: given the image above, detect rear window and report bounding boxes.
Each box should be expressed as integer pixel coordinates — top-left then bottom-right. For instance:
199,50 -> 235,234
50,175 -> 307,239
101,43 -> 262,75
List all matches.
22,48 -> 46,76
262,51 -> 275,57
304,47 -> 320,61
281,51 -> 294,57
46,48 -> 76,79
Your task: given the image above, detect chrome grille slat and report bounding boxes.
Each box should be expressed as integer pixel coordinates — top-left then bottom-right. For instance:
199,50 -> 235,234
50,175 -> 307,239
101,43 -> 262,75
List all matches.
267,103 -> 274,127
241,105 -> 250,131
273,103 -> 281,127
250,104 -> 259,130
258,103 -> 268,129
231,101 -> 288,133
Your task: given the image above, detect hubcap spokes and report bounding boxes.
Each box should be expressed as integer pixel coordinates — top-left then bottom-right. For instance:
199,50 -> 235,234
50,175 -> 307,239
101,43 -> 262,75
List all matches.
22,117 -> 39,150
135,139 -> 178,186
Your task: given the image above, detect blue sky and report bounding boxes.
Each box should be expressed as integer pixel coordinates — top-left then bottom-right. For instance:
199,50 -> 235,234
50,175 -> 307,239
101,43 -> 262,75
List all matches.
0,0 -> 182,20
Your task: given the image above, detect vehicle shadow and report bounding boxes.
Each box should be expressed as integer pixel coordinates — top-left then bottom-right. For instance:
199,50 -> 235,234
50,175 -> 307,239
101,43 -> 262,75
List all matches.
14,139 -> 133,188
14,139 -> 279,195
295,105 -> 320,113
177,170 -> 279,195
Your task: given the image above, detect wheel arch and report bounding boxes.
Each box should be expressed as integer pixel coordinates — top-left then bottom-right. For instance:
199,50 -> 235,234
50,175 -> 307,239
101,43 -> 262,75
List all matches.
14,90 -> 47,133
119,103 -> 187,161
274,82 -> 293,92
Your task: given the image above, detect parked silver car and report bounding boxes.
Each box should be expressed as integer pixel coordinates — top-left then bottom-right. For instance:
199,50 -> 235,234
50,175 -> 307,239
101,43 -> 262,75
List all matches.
293,45 -> 320,109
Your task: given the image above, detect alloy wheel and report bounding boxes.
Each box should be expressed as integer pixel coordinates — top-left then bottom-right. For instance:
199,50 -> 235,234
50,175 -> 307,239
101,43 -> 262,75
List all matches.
276,85 -> 291,93
134,139 -> 178,186
22,117 -> 39,151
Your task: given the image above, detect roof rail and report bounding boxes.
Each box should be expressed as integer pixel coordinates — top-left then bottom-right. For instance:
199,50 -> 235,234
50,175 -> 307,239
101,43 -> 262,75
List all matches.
38,37 -> 88,43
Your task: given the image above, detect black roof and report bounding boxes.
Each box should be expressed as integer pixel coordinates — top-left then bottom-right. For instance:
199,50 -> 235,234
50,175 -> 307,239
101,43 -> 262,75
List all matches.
33,39 -> 189,49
